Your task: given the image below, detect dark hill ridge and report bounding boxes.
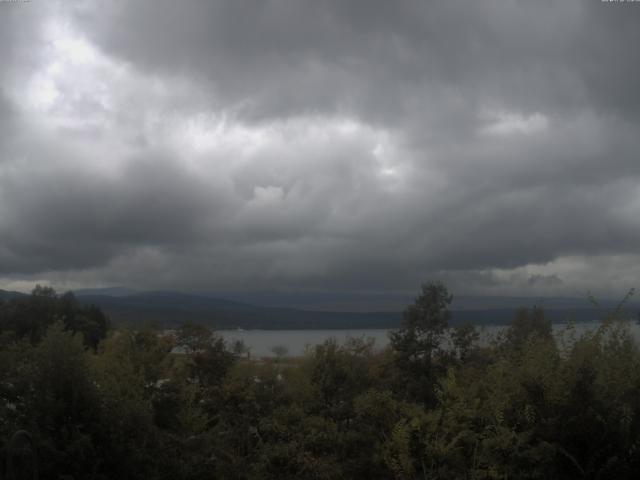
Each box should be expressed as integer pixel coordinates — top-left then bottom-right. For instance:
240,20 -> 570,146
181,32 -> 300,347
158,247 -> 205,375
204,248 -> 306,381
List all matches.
0,288 -> 28,300
73,286 -> 138,297
74,289 -> 637,329
194,290 -> 640,313
93,290 -> 261,312
75,291 -> 401,329
2,287 -> 636,329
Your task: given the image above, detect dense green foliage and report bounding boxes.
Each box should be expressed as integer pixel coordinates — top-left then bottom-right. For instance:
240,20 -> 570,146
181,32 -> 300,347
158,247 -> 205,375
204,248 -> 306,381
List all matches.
1,283 -> 640,479
0,286 -> 109,349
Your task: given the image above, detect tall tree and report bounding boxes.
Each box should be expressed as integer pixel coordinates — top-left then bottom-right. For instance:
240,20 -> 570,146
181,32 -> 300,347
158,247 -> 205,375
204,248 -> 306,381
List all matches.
389,282 -> 452,404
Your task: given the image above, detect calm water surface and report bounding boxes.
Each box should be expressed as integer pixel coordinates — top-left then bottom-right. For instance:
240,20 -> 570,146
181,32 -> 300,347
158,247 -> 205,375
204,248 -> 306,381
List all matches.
219,322 -> 640,357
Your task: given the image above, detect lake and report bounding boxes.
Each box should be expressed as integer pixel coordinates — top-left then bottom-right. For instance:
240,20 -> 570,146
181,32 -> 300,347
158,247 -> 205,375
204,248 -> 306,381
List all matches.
218,321 -> 640,357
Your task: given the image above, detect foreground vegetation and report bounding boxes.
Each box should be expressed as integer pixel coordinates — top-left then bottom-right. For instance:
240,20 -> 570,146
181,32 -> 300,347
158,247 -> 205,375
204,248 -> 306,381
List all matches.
1,284 -> 640,479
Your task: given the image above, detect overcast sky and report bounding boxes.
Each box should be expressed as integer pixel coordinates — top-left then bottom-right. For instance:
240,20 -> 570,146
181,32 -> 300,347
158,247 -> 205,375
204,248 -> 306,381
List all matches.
1,0 -> 639,298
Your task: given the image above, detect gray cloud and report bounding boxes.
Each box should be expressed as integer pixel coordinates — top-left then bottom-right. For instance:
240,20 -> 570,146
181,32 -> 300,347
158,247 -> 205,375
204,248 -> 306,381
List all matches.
71,1 -> 640,122
0,0 -> 639,298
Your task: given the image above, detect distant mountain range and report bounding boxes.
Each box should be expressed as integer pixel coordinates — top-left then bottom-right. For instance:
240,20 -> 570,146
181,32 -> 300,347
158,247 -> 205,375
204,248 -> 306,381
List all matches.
0,289 -> 26,301
2,287 -> 637,329
73,287 -> 140,297
71,290 -> 402,329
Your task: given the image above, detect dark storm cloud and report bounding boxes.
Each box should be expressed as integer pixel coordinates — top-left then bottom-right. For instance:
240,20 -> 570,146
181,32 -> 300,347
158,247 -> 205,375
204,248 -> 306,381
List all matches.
0,152 -> 226,272
1,0 -> 640,295
72,1 -> 640,122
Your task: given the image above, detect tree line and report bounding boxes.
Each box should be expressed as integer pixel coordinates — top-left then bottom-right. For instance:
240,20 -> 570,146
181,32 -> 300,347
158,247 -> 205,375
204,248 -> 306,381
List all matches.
1,283 -> 640,479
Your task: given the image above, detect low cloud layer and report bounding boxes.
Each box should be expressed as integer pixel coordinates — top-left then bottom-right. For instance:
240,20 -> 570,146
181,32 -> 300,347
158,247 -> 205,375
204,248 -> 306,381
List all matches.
1,1 -> 639,298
